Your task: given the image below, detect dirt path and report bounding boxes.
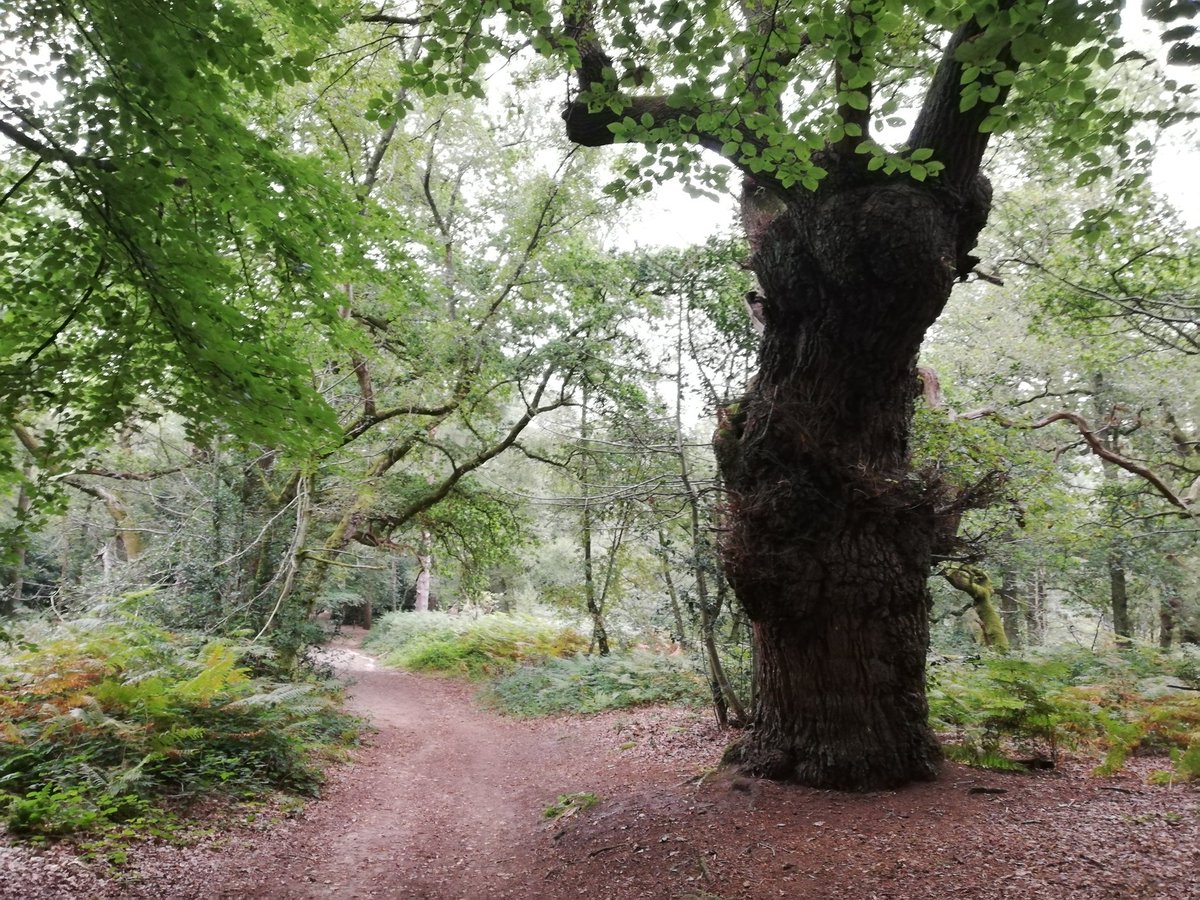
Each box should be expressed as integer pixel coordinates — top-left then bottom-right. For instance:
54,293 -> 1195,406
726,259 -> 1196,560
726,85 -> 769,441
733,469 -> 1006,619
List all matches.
214,645 -> 634,898
3,640 -> 1200,899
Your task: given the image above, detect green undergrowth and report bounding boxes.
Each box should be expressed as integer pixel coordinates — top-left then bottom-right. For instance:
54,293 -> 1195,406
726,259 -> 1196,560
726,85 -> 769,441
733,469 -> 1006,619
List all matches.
366,612 -> 707,716
363,611 -> 587,678
929,646 -> 1200,782
542,791 -> 599,819
0,618 -> 360,840
485,651 -> 708,717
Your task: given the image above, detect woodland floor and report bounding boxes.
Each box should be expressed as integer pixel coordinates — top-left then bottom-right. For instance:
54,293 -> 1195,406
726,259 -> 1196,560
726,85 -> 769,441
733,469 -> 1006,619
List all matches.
2,633 -> 1199,899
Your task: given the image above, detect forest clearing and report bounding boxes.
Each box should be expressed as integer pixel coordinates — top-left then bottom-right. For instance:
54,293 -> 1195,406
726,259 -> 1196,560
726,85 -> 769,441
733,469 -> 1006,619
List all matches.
2,0 -> 1200,897
3,632 -> 1198,899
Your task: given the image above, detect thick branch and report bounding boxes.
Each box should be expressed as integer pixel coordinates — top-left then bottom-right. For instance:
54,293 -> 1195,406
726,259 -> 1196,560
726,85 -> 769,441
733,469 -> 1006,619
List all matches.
963,409 -> 1196,515
908,16 -> 1013,188
1028,411 -> 1193,514
558,1 -> 782,191
366,368 -> 566,536
0,120 -> 116,172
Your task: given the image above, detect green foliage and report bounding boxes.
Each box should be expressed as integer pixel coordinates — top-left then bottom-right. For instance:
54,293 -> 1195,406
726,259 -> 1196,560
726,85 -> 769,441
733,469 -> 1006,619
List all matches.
1,0 -> 356,482
486,651 -> 708,717
384,0 -> 1192,203
364,611 -> 586,678
0,617 -> 359,838
542,791 -> 599,820
929,648 -> 1200,781
929,654 -> 1085,769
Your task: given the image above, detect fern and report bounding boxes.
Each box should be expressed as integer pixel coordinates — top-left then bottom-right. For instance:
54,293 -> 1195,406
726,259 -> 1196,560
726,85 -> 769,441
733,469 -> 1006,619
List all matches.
930,650 -> 1200,779
175,642 -> 246,702
0,617 -> 360,837
486,652 -> 708,717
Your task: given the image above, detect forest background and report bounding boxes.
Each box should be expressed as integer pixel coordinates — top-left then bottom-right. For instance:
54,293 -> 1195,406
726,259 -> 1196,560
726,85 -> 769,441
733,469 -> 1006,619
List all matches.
0,0 -> 1199,843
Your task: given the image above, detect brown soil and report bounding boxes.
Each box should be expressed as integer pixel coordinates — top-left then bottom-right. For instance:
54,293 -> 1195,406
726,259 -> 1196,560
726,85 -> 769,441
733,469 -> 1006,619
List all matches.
3,637 -> 1198,899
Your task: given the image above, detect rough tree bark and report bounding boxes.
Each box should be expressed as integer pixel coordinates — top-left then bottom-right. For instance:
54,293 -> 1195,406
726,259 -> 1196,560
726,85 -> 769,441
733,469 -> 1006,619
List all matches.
558,7 -> 1004,789
711,169 -> 989,787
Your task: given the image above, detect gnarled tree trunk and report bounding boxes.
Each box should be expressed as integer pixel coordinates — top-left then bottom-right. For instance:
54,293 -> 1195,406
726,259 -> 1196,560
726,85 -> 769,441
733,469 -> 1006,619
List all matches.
556,3 -> 1005,789
714,170 -> 990,790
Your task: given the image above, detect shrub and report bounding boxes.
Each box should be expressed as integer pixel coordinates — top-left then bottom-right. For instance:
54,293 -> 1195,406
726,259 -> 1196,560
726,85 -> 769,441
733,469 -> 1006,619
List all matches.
0,618 -> 359,838
486,651 -> 708,717
928,648 -> 1200,781
365,612 -> 586,678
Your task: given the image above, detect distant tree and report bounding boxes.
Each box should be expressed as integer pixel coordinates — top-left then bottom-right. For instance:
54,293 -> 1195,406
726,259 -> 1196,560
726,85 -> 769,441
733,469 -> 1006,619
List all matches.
924,176 -> 1199,649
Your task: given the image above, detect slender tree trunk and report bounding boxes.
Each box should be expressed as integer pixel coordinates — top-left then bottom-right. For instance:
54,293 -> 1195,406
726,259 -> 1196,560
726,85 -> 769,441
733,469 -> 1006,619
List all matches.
1179,598 -> 1200,646
497,575 -> 512,613
414,532 -> 433,612
656,530 -> 689,649
1159,595 -> 1176,649
998,564 -> 1023,650
579,390 -> 609,655
715,172 -> 991,789
672,311 -> 745,723
1093,374 -> 1133,646
3,475 -> 31,616
1024,569 -> 1047,645
1108,555 -> 1132,646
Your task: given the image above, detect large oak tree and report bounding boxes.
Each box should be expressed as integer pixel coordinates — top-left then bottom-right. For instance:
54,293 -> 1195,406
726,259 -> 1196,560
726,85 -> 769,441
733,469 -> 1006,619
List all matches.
361,0 -> 1196,788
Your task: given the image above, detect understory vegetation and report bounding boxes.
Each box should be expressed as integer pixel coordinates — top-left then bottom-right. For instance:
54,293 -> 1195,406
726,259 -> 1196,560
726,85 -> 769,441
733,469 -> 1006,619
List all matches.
930,648 -> 1200,780
367,614 -> 1200,783
0,614 -> 359,839
365,611 -> 708,715
362,611 -> 588,677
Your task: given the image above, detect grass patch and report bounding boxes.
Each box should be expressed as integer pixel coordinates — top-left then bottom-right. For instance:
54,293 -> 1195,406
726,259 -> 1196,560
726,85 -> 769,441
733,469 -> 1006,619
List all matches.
486,651 -> 708,717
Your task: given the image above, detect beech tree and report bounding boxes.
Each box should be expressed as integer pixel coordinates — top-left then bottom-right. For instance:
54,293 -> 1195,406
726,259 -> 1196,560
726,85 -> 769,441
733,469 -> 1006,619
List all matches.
353,0 -> 1197,788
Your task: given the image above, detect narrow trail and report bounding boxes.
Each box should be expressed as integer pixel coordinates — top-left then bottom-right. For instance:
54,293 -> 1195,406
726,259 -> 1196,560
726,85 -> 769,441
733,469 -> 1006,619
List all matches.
213,644 -> 638,899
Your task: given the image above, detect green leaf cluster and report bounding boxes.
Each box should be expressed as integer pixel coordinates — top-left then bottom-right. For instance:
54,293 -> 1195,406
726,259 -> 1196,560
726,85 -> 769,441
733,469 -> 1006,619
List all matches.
1,0 -> 359,476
